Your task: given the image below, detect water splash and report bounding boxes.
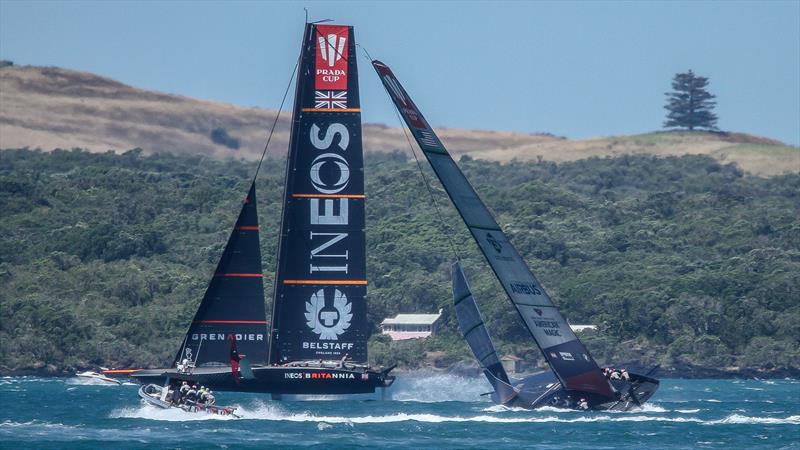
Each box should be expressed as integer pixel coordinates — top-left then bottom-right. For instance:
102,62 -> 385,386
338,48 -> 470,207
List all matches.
707,414 -> 800,425
65,377 -> 122,387
110,404 -> 240,421
388,371 -> 491,402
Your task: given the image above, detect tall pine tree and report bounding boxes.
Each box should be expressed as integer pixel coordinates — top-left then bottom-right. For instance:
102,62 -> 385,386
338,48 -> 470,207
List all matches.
664,70 -> 718,130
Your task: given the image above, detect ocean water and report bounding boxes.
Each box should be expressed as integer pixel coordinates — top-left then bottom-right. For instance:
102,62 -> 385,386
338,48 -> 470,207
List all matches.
0,374 -> 797,449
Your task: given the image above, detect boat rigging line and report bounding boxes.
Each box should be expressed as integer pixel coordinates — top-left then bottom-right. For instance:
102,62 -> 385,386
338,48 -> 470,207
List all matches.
250,58 -> 299,184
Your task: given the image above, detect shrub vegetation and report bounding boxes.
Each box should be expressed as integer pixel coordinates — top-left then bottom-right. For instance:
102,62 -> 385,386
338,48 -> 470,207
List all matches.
0,148 -> 797,374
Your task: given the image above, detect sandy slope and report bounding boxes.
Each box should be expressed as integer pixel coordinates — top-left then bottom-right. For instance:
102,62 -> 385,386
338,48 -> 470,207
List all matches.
1,65 -> 797,175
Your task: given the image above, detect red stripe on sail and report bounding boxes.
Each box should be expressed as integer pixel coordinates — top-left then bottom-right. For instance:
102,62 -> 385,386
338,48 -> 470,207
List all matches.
291,194 -> 366,199
235,226 -> 259,230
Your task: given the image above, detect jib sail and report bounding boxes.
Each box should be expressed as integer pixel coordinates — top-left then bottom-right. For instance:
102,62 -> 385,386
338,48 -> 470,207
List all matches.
173,182 -> 268,368
374,61 -> 614,399
268,24 -> 367,364
452,261 -> 517,404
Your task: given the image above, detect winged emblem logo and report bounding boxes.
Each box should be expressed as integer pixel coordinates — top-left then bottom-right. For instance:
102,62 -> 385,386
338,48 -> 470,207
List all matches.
305,288 -> 353,340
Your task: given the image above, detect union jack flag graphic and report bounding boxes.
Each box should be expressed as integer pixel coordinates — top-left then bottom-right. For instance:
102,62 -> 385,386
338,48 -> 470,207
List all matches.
417,129 -> 441,149
315,90 -> 348,109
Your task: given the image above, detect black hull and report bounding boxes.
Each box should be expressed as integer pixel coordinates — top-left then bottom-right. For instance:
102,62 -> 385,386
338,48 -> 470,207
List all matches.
506,372 -> 660,412
131,365 -> 395,395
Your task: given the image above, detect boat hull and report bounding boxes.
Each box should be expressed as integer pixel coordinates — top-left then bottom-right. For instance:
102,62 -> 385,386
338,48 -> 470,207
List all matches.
508,371 -> 660,412
130,364 -> 395,395
138,384 -> 239,416
76,371 -> 122,385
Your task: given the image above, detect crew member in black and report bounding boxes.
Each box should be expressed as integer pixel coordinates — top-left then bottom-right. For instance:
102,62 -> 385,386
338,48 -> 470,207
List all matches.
178,381 -> 190,403
185,385 -> 198,404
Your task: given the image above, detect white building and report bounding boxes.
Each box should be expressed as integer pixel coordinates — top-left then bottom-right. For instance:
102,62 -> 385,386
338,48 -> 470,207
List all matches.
380,309 -> 443,341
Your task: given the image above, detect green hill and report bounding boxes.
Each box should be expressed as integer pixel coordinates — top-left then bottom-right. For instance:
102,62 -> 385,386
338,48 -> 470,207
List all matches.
1,148 -> 798,376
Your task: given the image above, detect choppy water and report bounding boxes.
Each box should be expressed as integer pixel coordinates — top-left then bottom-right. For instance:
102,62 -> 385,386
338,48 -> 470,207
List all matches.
0,374 -> 797,449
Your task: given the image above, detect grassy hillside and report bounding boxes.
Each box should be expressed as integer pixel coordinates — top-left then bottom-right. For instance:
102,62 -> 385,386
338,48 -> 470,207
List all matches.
1,149 -> 797,375
1,64 -> 797,176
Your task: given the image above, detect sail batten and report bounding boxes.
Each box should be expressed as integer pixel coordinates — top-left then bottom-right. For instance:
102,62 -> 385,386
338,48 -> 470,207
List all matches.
375,61 -> 615,399
268,24 -> 368,365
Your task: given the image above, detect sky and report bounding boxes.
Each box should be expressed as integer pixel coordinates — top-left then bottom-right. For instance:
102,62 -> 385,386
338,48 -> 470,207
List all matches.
1,1 -> 799,145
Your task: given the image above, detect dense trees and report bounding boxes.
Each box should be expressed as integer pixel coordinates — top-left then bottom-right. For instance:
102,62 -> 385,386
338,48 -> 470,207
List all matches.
664,70 -> 718,130
0,148 -> 797,375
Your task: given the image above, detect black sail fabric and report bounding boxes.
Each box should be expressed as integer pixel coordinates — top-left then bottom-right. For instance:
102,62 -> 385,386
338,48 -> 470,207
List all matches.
452,262 -> 517,404
373,61 -> 614,399
269,23 -> 367,364
174,182 -> 268,367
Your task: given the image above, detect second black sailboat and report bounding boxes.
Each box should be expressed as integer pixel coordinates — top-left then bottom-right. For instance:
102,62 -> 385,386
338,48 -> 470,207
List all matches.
372,61 -> 658,411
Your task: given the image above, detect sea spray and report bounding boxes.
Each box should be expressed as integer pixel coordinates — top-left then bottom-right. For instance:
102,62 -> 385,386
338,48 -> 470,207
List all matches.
387,370 -> 491,402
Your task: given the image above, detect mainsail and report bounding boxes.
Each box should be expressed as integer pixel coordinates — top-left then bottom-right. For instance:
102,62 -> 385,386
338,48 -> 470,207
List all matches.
174,182 -> 268,368
452,261 -> 517,404
269,24 -> 368,364
374,61 -> 615,398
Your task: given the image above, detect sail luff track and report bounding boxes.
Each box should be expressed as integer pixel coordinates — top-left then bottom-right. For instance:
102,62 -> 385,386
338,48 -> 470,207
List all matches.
372,61 -> 615,399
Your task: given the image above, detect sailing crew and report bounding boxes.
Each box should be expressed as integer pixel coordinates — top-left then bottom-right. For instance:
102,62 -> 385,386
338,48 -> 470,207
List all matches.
621,369 -> 631,381
610,369 -> 621,380
178,381 -> 190,402
170,382 -> 183,404
340,353 -> 351,368
578,397 -> 589,410
177,358 -> 190,373
206,390 -> 216,405
198,387 -> 209,405
185,385 -> 198,404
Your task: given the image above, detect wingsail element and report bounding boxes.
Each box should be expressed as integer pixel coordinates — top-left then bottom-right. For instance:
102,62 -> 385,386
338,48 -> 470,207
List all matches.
268,24 -> 368,365
452,261 -> 517,404
373,61 -> 615,399
173,182 -> 268,368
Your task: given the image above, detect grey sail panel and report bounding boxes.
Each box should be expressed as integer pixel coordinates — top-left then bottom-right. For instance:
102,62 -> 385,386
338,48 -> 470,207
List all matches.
422,154 -> 499,230
452,262 -> 517,404
373,60 -> 615,399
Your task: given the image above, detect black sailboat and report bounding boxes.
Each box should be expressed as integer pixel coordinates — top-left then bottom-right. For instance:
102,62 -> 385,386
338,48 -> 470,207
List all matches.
131,23 -> 394,396
372,61 -> 658,411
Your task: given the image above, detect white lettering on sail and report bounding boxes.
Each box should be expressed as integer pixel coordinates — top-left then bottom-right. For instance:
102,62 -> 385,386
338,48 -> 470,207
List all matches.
310,198 -> 348,225
310,232 -> 349,258
310,153 -> 350,194
190,333 -> 263,341
310,123 -> 349,151
310,264 -> 348,273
